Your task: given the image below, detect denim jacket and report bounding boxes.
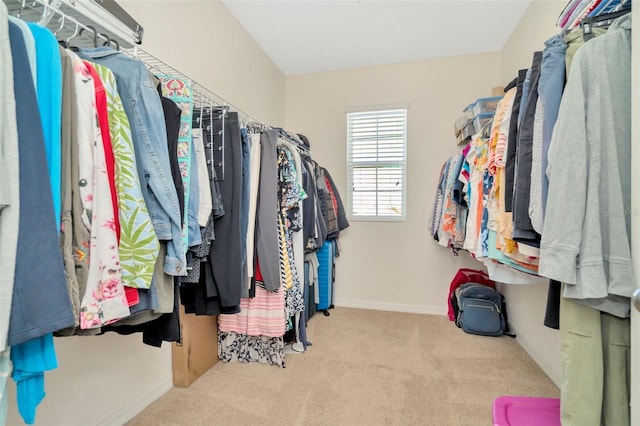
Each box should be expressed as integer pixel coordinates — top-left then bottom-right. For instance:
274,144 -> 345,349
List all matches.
78,47 -> 186,276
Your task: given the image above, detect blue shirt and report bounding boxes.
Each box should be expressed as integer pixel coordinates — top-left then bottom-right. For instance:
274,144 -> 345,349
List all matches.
26,23 -> 62,230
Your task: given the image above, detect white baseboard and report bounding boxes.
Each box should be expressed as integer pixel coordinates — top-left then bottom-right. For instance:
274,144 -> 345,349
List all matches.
97,374 -> 173,426
335,298 -> 447,316
511,324 -> 562,389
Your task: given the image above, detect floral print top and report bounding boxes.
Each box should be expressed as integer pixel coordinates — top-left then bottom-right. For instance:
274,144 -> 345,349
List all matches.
69,51 -> 130,329
277,143 -> 306,322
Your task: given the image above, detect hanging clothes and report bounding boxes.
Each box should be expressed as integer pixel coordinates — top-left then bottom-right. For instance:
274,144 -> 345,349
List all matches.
91,62 -> 159,291
0,3 -> 18,422
160,86 -> 185,228
70,52 -> 130,329
539,15 -> 632,318
208,111 -> 244,310
256,129 -> 281,292
7,21 -> 75,425
0,0 -> 19,354
26,22 -> 62,230
277,143 -> 306,328
218,263 -> 287,367
511,51 -> 543,247
159,75 -> 194,253
245,131 -> 262,289
541,18 -> 633,424
193,127 -> 213,227
218,133 -> 313,366
77,47 -> 185,277
7,21 -> 74,348
179,111 -> 244,315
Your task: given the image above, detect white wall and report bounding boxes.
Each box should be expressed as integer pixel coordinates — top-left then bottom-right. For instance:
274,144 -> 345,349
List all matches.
5,2 -> 285,425
285,53 -> 502,315
497,0 -> 568,388
119,0 -> 285,126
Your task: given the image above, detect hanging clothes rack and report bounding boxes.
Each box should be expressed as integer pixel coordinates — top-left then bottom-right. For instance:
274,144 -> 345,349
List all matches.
4,0 -> 141,47
3,0 -> 273,182
3,0 -> 267,126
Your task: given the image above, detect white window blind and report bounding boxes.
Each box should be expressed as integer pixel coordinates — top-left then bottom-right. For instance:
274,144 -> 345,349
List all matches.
347,108 -> 406,221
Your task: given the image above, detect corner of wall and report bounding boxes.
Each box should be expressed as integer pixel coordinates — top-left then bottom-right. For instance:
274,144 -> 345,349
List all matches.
510,324 -> 562,388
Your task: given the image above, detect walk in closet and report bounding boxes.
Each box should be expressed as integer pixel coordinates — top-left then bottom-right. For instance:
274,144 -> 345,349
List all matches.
0,0 -> 638,425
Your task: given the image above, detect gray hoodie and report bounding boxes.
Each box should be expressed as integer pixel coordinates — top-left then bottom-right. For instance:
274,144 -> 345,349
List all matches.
539,15 -> 632,318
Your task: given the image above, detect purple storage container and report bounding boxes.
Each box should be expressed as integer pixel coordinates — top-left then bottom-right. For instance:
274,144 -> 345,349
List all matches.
492,396 -> 560,426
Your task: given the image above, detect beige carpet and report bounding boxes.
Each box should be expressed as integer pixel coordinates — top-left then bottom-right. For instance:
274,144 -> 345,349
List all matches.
126,307 -> 559,426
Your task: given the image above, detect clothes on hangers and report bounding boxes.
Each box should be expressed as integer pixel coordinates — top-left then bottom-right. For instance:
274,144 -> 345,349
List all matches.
540,14 -> 632,319
239,128 -> 251,297
0,1 -> 18,355
76,55 -> 131,329
245,132 -> 262,288
256,129 -> 281,292
158,75 -> 196,255
530,34 -> 567,234
512,51 -> 543,247
0,6 -> 18,423
27,22 -> 63,230
78,46 -> 186,277
0,6 -> 351,418
160,86 -> 186,225
6,20 -> 75,425
430,12 -> 633,425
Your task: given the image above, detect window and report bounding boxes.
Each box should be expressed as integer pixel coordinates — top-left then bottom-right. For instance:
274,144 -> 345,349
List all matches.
347,108 -> 407,221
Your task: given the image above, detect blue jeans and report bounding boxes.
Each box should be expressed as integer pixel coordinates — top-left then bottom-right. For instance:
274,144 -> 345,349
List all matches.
539,34 -> 567,220
517,67 -> 532,129
78,47 -> 185,276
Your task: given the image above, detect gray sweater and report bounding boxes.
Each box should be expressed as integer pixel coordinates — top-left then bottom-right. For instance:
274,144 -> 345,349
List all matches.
539,15 -> 632,318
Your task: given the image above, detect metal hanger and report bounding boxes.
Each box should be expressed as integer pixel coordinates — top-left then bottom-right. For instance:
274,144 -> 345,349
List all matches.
481,120 -> 493,139
17,0 -> 26,18
65,18 -> 80,46
100,33 -> 111,47
54,13 -> 65,36
79,25 -> 98,47
581,7 -> 631,41
38,0 -> 48,23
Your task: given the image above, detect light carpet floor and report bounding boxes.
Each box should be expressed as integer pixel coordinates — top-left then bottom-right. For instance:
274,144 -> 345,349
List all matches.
126,307 -> 559,426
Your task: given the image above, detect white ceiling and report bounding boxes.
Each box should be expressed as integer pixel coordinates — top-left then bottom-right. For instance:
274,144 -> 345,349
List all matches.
222,0 -> 534,76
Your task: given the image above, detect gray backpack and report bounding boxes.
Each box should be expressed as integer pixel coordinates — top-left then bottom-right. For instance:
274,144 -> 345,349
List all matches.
455,283 -> 507,337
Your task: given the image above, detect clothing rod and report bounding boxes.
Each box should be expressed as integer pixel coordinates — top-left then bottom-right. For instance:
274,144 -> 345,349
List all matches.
3,0 -> 140,47
3,0 -> 270,129
129,46 -> 268,129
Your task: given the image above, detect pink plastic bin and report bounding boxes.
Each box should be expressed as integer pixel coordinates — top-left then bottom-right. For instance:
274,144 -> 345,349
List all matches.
492,396 -> 560,426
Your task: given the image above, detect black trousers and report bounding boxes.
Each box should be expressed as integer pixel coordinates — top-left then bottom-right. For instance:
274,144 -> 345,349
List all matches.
207,112 -> 244,309
504,69 -> 528,213
512,51 -> 543,246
